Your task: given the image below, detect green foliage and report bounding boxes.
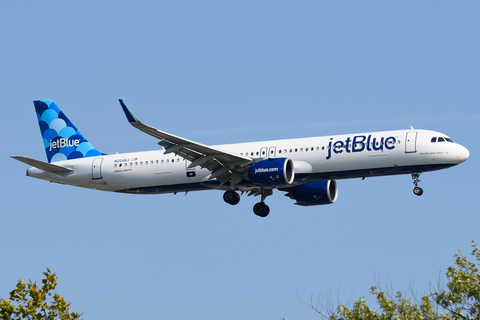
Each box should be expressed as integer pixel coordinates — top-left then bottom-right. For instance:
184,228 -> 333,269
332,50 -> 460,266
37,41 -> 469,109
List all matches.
330,287 -> 451,320
306,241 -> 480,320
0,268 -> 82,320
434,242 -> 480,319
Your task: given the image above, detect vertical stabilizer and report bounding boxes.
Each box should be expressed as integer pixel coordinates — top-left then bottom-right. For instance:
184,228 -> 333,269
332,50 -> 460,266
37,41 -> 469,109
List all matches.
34,100 -> 103,163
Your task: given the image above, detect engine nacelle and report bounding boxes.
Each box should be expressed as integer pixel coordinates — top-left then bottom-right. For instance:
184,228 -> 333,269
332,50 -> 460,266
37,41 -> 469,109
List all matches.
246,158 -> 294,186
286,180 -> 338,206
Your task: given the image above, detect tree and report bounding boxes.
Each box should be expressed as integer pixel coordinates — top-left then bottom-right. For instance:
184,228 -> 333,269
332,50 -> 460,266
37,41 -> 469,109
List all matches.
0,268 -> 82,320
304,241 -> 480,320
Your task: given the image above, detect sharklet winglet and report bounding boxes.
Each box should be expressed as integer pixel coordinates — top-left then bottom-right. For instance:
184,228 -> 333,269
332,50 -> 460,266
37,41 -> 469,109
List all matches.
119,99 -> 140,123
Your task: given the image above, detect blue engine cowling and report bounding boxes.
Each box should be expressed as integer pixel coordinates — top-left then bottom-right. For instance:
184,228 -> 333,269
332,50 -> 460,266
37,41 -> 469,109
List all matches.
246,158 -> 294,186
286,180 -> 338,206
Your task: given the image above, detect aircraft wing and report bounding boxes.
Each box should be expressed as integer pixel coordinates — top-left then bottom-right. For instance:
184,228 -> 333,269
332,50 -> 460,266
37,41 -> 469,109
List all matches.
119,99 -> 252,184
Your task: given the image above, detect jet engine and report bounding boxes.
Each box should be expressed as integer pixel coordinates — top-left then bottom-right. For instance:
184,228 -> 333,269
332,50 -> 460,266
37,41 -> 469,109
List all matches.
285,180 -> 338,206
245,158 -> 294,187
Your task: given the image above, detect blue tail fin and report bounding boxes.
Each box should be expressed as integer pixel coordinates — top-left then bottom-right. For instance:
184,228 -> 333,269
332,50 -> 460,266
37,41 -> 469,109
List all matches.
34,100 -> 103,163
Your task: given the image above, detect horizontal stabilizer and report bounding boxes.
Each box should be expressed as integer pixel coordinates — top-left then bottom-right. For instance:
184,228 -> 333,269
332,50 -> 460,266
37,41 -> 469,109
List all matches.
11,156 -> 73,173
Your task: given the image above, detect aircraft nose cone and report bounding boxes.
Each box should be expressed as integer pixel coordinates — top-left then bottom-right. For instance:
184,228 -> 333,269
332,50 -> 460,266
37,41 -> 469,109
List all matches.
456,145 -> 469,163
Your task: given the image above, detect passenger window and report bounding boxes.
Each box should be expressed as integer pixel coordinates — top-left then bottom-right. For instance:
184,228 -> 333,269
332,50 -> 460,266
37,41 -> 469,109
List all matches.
114,164 -> 117,168
300,148 -> 303,152
289,149 -> 292,153
431,137 -> 437,142
130,163 -> 133,166
320,147 -> 323,150
135,162 -> 138,166
284,149 -> 287,153
278,150 -> 282,154
262,151 -> 265,155
438,137 -> 445,142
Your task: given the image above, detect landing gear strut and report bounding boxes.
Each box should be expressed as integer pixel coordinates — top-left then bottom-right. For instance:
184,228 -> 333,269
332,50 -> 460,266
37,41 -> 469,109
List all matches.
411,173 -> 423,196
223,190 -> 240,205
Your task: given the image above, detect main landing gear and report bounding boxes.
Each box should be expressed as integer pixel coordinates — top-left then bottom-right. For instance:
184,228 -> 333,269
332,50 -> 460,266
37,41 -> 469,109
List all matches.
253,189 -> 272,218
411,172 -> 423,196
222,189 -> 272,217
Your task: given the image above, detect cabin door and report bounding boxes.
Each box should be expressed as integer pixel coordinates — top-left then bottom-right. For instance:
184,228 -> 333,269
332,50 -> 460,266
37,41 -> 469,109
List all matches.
92,158 -> 104,179
405,132 -> 417,153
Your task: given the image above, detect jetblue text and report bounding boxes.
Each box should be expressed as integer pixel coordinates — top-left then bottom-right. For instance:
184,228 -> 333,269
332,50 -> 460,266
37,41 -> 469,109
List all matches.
326,135 -> 396,160
49,138 -> 80,151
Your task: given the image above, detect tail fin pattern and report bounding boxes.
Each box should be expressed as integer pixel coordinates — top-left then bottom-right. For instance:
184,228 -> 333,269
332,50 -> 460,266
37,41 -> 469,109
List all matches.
34,100 -> 103,163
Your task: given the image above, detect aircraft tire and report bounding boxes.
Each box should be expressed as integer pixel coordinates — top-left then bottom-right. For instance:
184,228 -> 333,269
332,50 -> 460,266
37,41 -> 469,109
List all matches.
413,187 -> 423,196
223,190 -> 240,205
253,202 -> 270,217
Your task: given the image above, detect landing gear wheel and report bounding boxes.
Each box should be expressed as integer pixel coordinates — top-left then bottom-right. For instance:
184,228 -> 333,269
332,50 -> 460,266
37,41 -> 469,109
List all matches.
253,202 -> 270,217
223,190 -> 240,205
413,187 -> 424,196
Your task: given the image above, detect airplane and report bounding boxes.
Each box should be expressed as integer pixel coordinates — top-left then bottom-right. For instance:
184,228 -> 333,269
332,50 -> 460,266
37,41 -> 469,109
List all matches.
11,99 -> 470,217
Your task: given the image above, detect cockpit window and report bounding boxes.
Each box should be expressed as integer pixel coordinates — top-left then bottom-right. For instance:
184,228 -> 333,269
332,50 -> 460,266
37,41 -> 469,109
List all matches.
432,137 -> 455,143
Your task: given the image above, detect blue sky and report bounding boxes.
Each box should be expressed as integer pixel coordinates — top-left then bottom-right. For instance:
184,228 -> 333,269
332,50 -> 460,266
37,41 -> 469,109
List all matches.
1,1 -> 479,319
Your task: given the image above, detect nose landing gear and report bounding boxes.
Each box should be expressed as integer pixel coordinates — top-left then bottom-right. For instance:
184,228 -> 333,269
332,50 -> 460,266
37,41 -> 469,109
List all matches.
411,173 -> 423,196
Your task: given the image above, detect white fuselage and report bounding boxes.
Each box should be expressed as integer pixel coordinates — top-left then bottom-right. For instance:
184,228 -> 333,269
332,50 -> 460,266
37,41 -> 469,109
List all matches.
26,129 -> 469,194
